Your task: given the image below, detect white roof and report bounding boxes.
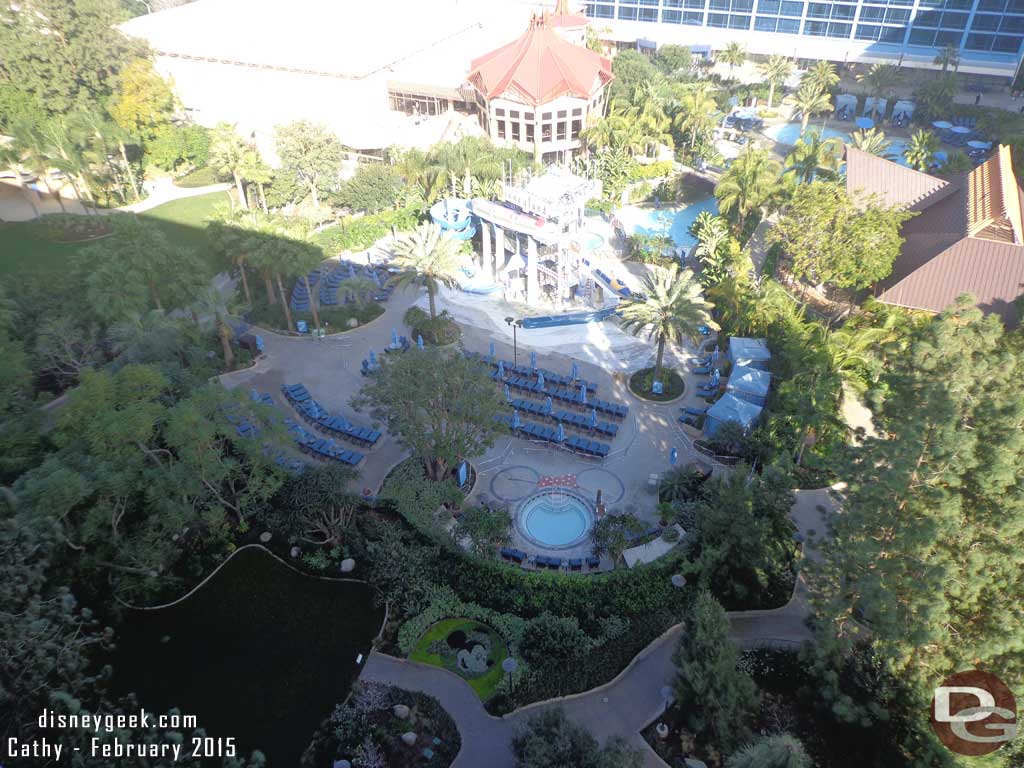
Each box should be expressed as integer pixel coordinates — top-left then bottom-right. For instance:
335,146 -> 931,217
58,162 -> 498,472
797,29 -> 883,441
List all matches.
623,525 -> 686,568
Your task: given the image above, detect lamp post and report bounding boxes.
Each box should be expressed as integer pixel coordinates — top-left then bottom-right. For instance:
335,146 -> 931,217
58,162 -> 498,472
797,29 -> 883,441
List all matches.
502,657 -> 519,703
504,316 -> 521,368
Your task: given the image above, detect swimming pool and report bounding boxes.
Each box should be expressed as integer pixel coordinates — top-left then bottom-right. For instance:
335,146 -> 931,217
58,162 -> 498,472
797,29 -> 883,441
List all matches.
517,489 -> 595,549
585,232 -> 606,251
764,122 -> 911,167
615,196 -> 720,250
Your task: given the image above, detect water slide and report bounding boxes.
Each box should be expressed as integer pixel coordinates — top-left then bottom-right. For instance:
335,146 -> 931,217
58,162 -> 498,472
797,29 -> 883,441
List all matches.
430,198 -> 476,240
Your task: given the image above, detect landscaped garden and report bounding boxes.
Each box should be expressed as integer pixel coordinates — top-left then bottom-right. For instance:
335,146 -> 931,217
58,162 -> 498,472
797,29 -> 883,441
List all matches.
410,618 -> 508,699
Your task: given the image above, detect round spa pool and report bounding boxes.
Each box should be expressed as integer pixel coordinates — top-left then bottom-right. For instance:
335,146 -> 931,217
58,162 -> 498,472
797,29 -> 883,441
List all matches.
516,489 -> 595,549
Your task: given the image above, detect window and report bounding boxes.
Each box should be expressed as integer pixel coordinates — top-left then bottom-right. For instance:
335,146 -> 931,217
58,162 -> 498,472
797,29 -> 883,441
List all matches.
884,8 -> 910,22
804,19 -> 828,34
587,2 -> 615,17
780,0 -> 803,14
710,0 -> 730,10
994,33 -> 1024,50
542,112 -> 552,120
855,22 -> 882,38
729,12 -> 751,26
1001,15 -> 1024,32
617,5 -> 638,19
639,5 -> 658,19
777,16 -> 800,30
977,0 -> 1006,10
541,123 -> 552,142
684,0 -> 705,8
935,28 -> 962,42
526,124 -> 535,143
733,0 -> 754,11
572,108 -> 583,116
827,20 -> 852,35
758,0 -> 780,12
497,120 -> 506,139
880,25 -> 904,41
557,110 -> 567,118
909,27 -> 936,43
557,122 -> 567,141
807,3 -> 829,17
495,108 -> 505,116
709,11 -> 729,24
524,112 -> 534,121
941,11 -> 969,27
965,32 -> 995,48
971,13 -> 1000,30
859,6 -> 884,21
1010,0 -> 1024,12
510,110 -> 519,119
833,4 -> 856,19
683,10 -> 705,21
571,119 -> 582,139
914,9 -> 940,25
511,122 -> 520,141
755,14 -> 779,28
663,8 -> 683,20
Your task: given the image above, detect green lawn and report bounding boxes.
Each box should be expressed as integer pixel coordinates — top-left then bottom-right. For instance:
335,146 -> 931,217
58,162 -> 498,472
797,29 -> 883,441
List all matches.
410,618 -> 508,700
0,191 -> 232,278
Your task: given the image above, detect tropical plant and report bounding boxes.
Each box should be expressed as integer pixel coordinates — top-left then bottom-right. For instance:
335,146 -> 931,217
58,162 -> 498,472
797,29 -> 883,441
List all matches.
238,150 -> 271,213
390,223 -> 464,320
784,130 -> 844,183
903,129 -> 940,172
850,127 -> 894,158
801,60 -> 839,96
590,512 -> 646,564
726,734 -> 811,768
691,214 -> 732,286
209,122 -> 250,209
673,82 -> 718,150
717,42 -> 746,80
618,263 -> 717,386
760,55 -> 793,109
933,44 -> 960,73
857,64 -> 899,120
715,146 -> 781,231
790,82 -> 833,135
938,149 -> 973,175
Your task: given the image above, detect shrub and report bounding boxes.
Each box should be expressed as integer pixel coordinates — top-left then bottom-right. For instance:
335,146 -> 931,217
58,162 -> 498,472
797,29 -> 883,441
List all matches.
628,180 -> 654,203
148,123 -> 211,172
174,165 -> 220,188
403,306 -> 460,345
629,160 -> 675,181
312,207 -> 420,255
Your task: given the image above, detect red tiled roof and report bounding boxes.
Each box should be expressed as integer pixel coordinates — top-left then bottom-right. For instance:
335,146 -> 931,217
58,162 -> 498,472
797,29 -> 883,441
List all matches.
549,0 -> 589,28
468,15 -> 612,106
852,145 -> 1024,325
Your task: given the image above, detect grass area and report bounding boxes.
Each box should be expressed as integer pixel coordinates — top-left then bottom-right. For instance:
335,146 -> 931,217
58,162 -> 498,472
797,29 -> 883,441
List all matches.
0,191 -> 231,278
410,618 -> 508,700
248,299 -> 385,334
629,367 -> 686,402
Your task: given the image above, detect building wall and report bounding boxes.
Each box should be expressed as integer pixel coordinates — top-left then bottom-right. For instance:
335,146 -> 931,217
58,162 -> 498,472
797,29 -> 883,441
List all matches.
481,92 -> 606,157
585,0 -> 1024,77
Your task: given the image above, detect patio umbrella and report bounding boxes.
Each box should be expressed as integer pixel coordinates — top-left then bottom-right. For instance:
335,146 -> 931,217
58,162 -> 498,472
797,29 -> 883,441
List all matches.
556,423 -> 565,442
579,383 -> 587,404
537,371 -> 545,390
932,120 -> 953,130
489,341 -> 495,359
711,347 -> 719,362
711,368 -> 720,385
967,140 -> 991,149
416,334 -> 424,349
951,125 -> 971,135
512,409 -> 521,429
390,328 -> 399,348
369,350 -> 377,367
589,408 -> 598,428
530,351 -> 537,371
670,447 -> 678,466
497,360 -> 505,378
854,116 -> 874,130
570,361 -> 579,381
545,396 -> 553,415
504,384 -> 512,402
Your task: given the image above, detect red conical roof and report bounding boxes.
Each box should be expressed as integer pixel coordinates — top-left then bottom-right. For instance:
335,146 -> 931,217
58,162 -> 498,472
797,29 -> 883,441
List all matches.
549,0 -> 589,28
468,14 -> 612,107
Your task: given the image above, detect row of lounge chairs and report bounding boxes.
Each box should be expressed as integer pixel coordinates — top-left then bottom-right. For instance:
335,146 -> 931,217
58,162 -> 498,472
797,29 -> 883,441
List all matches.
504,377 -> 628,419
500,548 -> 601,570
289,268 -> 322,313
318,262 -> 393,306
494,414 -> 611,458
506,399 -> 619,438
223,392 -> 304,473
282,383 -> 381,448
243,390 -> 363,468
471,355 -> 597,393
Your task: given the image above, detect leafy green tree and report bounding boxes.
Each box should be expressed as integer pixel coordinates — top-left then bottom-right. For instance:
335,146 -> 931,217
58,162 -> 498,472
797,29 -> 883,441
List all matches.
790,81 -> 833,135
653,44 -> 693,77
108,57 -> 176,140
673,82 -> 718,151
717,41 -> 746,80
715,146 -> 781,231
274,464 -> 360,548
903,129 -> 940,172
0,0 -> 144,115
857,64 -> 899,120
760,54 -> 793,108
145,123 -> 211,172
691,212 -> 732,286
0,83 -> 47,132
391,223 -> 464,320
210,122 -> 251,209
784,130 -> 844,183
590,512 -> 645,564
619,264 -> 716,388
520,613 -> 591,670
809,298 -> 1024,764
608,50 -> 662,103
512,708 -> 642,768
914,73 -> 958,123
672,590 -> 759,754
726,734 -> 810,768
354,348 -> 505,481
849,126 -> 894,158
453,505 -> 512,556
337,162 -> 404,213
274,120 -> 345,210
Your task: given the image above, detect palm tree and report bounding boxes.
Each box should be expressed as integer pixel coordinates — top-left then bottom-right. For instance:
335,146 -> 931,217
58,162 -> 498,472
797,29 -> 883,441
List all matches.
715,146 -> 781,231
190,285 -> 236,369
238,150 -> 271,213
857,64 -> 899,120
939,150 -> 973,175
618,264 -> 717,388
784,130 -> 844,183
904,130 -> 940,172
801,61 -> 839,96
850,127 -> 893,158
37,117 -> 96,214
717,42 -> 746,81
934,44 -> 960,73
673,83 -> 718,150
791,82 -> 833,135
760,55 -> 794,109
390,223 -> 464,320
209,123 -> 249,209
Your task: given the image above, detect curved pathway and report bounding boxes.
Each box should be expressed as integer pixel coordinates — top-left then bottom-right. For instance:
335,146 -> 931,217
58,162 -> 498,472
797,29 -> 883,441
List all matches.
362,486 -> 838,768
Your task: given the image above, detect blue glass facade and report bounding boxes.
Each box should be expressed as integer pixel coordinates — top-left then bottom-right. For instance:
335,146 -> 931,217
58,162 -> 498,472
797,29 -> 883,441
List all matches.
585,0 -> 1024,69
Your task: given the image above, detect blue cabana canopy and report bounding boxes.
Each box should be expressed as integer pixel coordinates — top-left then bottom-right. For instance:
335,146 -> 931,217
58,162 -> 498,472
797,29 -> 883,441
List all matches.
726,364 -> 772,406
728,337 -> 771,370
704,394 -> 763,438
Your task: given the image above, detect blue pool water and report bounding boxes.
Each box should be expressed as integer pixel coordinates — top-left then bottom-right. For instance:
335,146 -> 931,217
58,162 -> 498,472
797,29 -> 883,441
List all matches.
764,122 -> 911,167
517,489 -> 594,549
615,196 -> 720,250
586,232 -> 606,251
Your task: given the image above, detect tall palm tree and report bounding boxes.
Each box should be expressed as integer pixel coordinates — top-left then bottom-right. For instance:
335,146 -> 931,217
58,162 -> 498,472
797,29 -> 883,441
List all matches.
939,150 -> 973,175
715,146 -> 781,231
673,83 -> 718,150
857,64 -> 899,120
934,44 -> 960,73
850,127 -> 893,158
190,285 -> 236,369
38,117 -> 97,214
238,150 -> 271,213
903,130 -> 940,172
390,223 -> 464,320
10,120 -> 66,213
210,123 -> 249,209
618,264 -> 718,387
784,130 -> 844,183
760,55 -> 793,109
801,61 -> 839,96
791,82 -> 833,135
717,42 -> 746,81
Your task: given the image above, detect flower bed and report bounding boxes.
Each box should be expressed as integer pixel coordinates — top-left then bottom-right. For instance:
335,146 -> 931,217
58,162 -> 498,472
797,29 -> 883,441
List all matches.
27,214 -> 113,243
410,618 -> 509,700
628,367 -> 686,402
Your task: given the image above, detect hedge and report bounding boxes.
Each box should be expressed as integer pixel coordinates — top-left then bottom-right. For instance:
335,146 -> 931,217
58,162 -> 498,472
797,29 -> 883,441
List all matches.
397,585 -> 528,655
312,207 -> 420,255
628,160 -> 675,181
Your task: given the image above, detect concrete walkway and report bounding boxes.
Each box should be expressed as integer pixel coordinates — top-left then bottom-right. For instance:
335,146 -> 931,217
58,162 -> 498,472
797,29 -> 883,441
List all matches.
362,486 -> 839,768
